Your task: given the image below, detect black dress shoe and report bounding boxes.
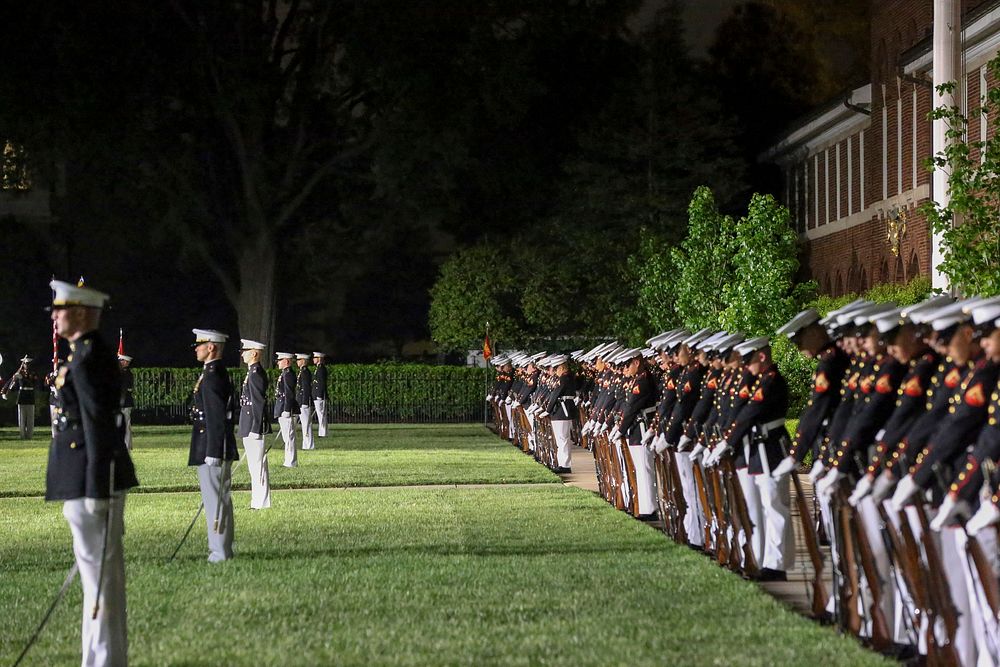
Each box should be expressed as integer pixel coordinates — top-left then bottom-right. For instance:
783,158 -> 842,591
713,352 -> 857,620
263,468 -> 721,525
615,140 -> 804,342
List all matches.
554,466 -> 572,473
758,568 -> 787,582
637,512 -> 659,522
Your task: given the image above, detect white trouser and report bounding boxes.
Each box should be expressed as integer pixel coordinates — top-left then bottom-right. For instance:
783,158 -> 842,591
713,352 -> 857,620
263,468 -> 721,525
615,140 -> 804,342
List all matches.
674,451 -> 704,546
313,398 -> 327,437
242,436 -> 271,509
503,404 -> 513,438
737,465 -> 764,567
299,405 -> 314,450
957,527 -> 1000,666
628,442 -> 657,516
526,412 -> 536,451
63,495 -> 128,667
17,404 -> 34,439
279,414 -> 297,467
753,444 -> 794,571
197,462 -> 234,562
938,525 -> 978,666
551,419 -> 574,469
120,408 -> 133,451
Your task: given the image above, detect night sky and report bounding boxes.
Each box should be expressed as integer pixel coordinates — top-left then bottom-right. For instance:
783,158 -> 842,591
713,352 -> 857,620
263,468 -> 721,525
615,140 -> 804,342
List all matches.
0,1 -> 864,369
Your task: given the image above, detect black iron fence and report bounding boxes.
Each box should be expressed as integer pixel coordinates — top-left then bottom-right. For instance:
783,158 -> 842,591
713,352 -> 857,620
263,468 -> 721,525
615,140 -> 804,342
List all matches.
128,364 -> 491,425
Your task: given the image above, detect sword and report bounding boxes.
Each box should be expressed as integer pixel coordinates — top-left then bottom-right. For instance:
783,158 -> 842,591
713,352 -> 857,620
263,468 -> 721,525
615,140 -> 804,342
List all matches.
91,460 -> 115,619
12,562 -> 79,667
168,456 -> 244,563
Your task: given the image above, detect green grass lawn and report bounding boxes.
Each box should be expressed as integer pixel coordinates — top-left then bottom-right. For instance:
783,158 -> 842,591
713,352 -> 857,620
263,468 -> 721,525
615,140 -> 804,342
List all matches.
0,424 -> 557,497
0,422 -> 888,666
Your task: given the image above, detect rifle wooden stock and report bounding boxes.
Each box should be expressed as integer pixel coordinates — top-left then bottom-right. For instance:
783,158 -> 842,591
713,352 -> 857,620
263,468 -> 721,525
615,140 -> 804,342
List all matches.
913,502 -> 961,665
842,489 -> 891,650
790,472 -> 829,619
877,502 -> 931,654
670,450 -> 688,541
835,493 -> 863,636
709,467 -> 731,566
691,461 -> 714,550
721,458 -> 759,578
653,452 -> 672,535
618,435 -> 640,516
967,533 -> 1000,618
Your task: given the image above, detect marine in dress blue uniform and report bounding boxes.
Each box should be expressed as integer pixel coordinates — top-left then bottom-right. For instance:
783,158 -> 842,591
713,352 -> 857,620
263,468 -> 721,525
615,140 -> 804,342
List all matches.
48,279 -> 138,667
312,352 -> 329,437
295,354 -> 314,450
189,329 -> 239,562
274,352 -> 298,467
238,339 -> 272,509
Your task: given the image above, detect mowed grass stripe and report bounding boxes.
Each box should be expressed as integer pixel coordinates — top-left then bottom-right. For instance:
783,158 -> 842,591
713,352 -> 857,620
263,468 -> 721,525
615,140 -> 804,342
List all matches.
0,424 -> 556,497
1,486 -> 889,666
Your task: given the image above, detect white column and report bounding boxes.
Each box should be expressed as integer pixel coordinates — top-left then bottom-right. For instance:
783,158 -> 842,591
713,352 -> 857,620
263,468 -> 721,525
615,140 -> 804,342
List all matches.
860,129 -> 865,208
835,143 -> 841,220
848,136 -> 854,215
932,0 -> 961,291
912,85 -> 919,188
824,149 -> 830,225
982,66 -> 988,164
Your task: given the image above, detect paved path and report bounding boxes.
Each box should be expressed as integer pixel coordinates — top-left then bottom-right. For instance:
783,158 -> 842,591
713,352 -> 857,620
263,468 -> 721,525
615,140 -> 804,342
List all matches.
558,444 -> 832,618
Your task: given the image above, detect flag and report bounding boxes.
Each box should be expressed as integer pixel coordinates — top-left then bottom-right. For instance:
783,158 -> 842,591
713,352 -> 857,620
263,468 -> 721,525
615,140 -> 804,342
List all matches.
483,332 -> 492,361
118,328 -> 125,357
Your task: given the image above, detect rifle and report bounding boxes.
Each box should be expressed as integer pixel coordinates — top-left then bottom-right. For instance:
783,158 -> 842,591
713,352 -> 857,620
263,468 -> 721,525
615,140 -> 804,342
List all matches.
708,465 -> 731,566
842,488 -> 892,650
913,502 -> 962,665
835,491 -> 863,636
666,448 -> 689,544
617,433 -> 640,516
790,470 -> 829,619
966,532 -> 1000,619
721,456 -> 759,578
691,459 -> 714,549
876,501 -> 926,651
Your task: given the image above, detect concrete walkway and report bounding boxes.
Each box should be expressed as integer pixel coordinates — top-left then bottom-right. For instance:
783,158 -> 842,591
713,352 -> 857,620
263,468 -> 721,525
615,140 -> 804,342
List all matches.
558,444 -> 833,619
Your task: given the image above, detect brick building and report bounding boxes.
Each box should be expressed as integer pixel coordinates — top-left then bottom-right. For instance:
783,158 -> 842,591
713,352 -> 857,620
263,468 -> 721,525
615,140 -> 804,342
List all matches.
762,0 -> 1000,296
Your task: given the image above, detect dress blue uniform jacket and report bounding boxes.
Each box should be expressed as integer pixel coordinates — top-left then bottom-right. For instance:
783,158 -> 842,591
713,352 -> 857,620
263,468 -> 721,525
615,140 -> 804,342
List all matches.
312,364 -> 328,401
296,367 -> 312,406
274,367 -> 298,418
238,363 -> 271,438
45,331 -> 138,501
188,359 -> 239,465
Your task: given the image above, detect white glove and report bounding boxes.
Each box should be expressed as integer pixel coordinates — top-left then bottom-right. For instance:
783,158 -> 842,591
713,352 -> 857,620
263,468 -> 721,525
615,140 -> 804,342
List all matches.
580,421 -> 592,435
690,442 -> 705,460
249,431 -> 261,440
204,456 -> 222,467
848,474 -> 874,507
573,397 -> 580,405
930,495 -> 966,532
504,397 -> 512,405
808,460 -> 826,484
536,411 -> 548,419
966,501 -> 1000,536
816,468 -> 844,500
609,428 -> 621,442
770,456 -> 796,480
641,428 -> 655,445
703,447 -> 719,467
281,411 -> 291,418
653,434 -> 670,455
677,434 -> 691,450
870,471 -> 896,503
874,429 -> 886,442
890,474 -> 919,512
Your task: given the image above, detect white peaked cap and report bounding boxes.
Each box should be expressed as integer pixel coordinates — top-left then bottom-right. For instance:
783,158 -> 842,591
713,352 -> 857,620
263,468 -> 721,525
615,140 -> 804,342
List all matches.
192,329 -> 228,344
819,298 -> 870,327
776,308 -> 820,338
930,298 -> 977,331
681,327 -> 714,348
118,354 -> 133,362
51,279 -> 109,309
312,352 -> 326,358
902,295 -> 954,322
852,302 -> 898,327
734,336 -> 769,357
872,307 -> 907,334
970,296 -> 1000,326
275,352 -> 295,360
295,353 -> 311,360
240,339 -> 266,350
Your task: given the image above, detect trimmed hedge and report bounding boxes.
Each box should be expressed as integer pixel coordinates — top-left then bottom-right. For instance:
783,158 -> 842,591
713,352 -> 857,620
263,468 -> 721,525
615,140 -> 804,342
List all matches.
129,363 -> 492,424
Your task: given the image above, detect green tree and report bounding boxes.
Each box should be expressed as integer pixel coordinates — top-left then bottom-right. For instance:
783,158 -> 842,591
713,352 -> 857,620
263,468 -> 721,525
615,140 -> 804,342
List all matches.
630,228 -> 679,333
428,245 -> 525,354
719,194 -> 814,335
671,186 -> 737,330
923,58 -> 1000,296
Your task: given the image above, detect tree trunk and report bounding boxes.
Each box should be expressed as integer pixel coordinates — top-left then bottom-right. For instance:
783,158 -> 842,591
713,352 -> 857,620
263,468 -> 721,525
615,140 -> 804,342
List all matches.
235,240 -> 277,365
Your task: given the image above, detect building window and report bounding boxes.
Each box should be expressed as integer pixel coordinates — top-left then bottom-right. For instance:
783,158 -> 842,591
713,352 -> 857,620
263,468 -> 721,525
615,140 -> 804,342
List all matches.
1,141 -> 32,191
908,251 -> 920,280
